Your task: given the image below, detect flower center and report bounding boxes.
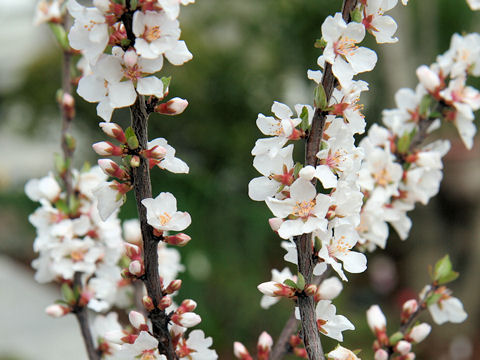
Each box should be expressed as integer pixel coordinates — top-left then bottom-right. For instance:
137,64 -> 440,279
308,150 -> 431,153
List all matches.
70,249 -> 86,262
144,25 -> 161,42
292,200 -> 315,219
124,64 -> 142,81
373,168 -> 391,187
333,37 -> 357,57
158,212 -> 172,226
83,20 -> 99,32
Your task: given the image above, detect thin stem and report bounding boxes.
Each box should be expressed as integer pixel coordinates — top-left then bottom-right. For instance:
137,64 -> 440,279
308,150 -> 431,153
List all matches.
295,1 -> 358,359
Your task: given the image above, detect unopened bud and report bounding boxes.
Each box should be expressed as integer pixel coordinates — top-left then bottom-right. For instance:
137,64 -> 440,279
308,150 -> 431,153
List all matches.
268,217 -> 283,232
404,353 -> 416,360
234,342 -> 252,360
395,340 -> 411,355
155,97 -> 188,115
257,281 -> 296,298
401,299 -> 418,323
92,141 -> 123,156
159,296 -> 173,310
142,296 -> 155,311
367,305 -> 387,333
124,49 -> 138,67
128,310 -> 147,330
416,65 -> 440,92
293,348 -> 307,358
129,260 -> 144,276
98,159 -> 129,180
62,93 -> 75,119
143,145 -> 167,160
104,330 -> 128,344
304,284 -> 317,297
374,349 -> 388,360
130,155 -> 141,167
289,335 -> 302,347
171,312 -> 201,328
125,243 -> 141,260
164,233 -> 191,246
165,279 -> 182,294
123,219 -> 142,245
45,304 -> 70,318
99,122 -> 126,143
178,299 -> 197,314
299,165 -> 315,180
407,323 -> 431,343
257,331 -> 273,360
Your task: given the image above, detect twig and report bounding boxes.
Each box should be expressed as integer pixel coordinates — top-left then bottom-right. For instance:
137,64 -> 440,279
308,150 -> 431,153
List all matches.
295,1 -> 358,359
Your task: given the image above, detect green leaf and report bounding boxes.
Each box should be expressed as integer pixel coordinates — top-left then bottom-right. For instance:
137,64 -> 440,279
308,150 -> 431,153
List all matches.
293,163 -> 303,177
350,8 -> 363,23
55,199 -> 69,214
426,293 -> 442,307
65,133 -> 76,152
283,279 -> 297,289
397,131 -> 411,154
389,332 -> 403,345
120,38 -> 131,47
161,76 -> 171,93
61,283 -> 76,304
296,272 -> 305,290
314,38 -> 327,49
433,255 -> 453,282
314,236 -> 322,252
125,127 -> 139,150
48,23 -> 69,50
130,0 -> 138,10
69,194 -> 80,215
300,106 -> 310,131
314,84 -> 328,110
81,161 -> 91,173
54,153 -> 65,174
437,271 -> 459,285
419,95 -> 432,117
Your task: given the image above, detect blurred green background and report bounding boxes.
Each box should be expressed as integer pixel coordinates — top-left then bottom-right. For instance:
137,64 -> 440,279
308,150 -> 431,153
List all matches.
1,0 -> 480,359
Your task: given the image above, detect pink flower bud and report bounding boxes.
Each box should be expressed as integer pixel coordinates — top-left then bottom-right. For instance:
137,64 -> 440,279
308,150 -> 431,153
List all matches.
401,299 -> 418,323
99,122 -> 126,143
299,165 -> 315,180
128,310 -> 147,329
92,141 -> 123,156
416,65 -> 440,92
129,260 -> 144,276
155,97 -> 188,115
257,331 -> 273,360
268,218 -> 283,232
395,340 -> 411,355
257,281 -> 296,298
142,296 -> 155,311
159,296 -> 172,310
404,353 -> 415,360
367,305 -> 387,333
178,299 -> 197,314
165,279 -> 182,294
124,49 -> 138,68
45,304 -> 70,318
62,93 -> 75,119
98,159 -> 129,180
374,349 -> 388,360
407,323 -> 431,343
125,243 -> 141,260
164,233 -> 191,246
304,284 -> 317,296
171,312 -> 201,328
234,342 -> 252,360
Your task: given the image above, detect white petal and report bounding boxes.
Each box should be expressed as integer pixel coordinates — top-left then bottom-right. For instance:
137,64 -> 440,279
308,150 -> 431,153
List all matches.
108,81 -> 137,108
137,76 -> 164,98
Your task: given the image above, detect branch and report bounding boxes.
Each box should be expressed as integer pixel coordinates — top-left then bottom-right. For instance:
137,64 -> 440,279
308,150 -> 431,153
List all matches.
296,1 -> 358,359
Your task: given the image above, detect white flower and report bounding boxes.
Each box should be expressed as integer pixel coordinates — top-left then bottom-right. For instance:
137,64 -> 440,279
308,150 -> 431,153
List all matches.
158,242 -> 184,284
366,305 -> 387,333
25,173 -> 61,202
148,138 -> 189,174
34,0 -> 62,25
181,329 -> 218,360
92,181 -> 125,221
142,192 -> 191,232
266,178 -> 330,239
117,331 -> 164,359
416,65 -> 441,93
321,13 -> 377,88
428,293 -> 468,325
362,0 -> 399,44
317,224 -> 367,281
67,0 -> 109,64
438,33 -> 480,78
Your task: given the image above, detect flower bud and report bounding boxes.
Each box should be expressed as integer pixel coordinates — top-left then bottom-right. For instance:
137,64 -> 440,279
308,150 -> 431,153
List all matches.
304,284 -> 317,297
179,299 -> 197,313
123,220 -> 142,245
125,243 -> 141,259
124,49 -> 138,67
293,348 -> 307,358
92,141 -> 123,156
404,353 -> 416,360
165,279 -> 182,294
99,122 -> 127,143
130,155 -> 141,167
142,296 -> 155,311
164,233 -> 191,246
143,145 -> 167,160
395,340 -> 411,355
268,218 -> 283,232
98,159 -> 129,180
316,277 -> 343,300
171,312 -> 201,328
159,296 -> 173,310
257,281 -> 296,298
234,342 -> 252,360
129,260 -> 144,276
62,93 -> 75,119
45,304 -> 70,318
155,97 -> 188,115
289,335 -> 302,347
407,323 -> 431,343
128,310 -> 147,330
299,165 -> 315,181
374,349 -> 388,360
401,299 -> 418,323
257,331 -> 273,360
367,305 -> 387,333
104,330 -> 128,344
416,65 -> 440,92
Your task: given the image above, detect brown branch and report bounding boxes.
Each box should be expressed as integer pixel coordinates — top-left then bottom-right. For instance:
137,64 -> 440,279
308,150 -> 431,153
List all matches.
295,1 -> 358,360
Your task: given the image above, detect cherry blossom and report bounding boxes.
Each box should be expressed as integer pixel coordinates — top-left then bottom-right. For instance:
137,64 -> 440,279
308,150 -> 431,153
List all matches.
142,192 -> 191,232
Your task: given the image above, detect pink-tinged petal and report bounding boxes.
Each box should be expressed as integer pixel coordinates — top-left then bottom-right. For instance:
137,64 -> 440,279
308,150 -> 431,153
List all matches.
108,81 -> 137,108
266,197 -> 296,218
165,40 -> 193,65
278,219 -> 305,239
271,101 -> 293,119
248,177 -> 279,201
137,76 -> 164,98
315,165 -> 338,189
332,57 -> 355,88
339,251 -> 367,273
77,75 -> 106,102
169,212 -> 192,231
348,47 -> 378,73
290,179 -> 316,202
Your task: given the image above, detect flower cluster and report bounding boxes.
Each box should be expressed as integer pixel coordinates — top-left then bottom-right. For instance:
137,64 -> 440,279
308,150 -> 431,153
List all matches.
68,0 -> 192,121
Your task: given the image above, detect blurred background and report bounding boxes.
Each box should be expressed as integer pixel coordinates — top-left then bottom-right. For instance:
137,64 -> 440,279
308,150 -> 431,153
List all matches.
0,0 -> 479,359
